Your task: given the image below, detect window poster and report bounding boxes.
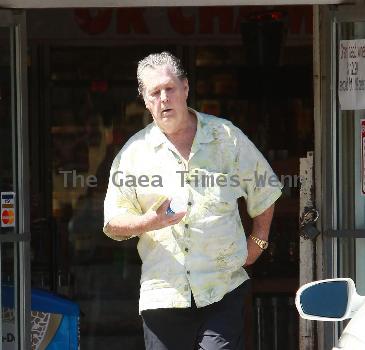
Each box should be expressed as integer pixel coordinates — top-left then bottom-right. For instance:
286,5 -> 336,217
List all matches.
339,40 -> 365,110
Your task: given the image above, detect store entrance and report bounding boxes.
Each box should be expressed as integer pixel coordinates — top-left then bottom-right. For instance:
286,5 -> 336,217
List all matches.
27,7 -> 313,349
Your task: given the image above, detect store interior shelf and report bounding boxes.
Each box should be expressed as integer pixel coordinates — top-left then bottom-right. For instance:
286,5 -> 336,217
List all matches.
271,157 -> 299,176
275,197 -> 300,216
252,277 -> 299,294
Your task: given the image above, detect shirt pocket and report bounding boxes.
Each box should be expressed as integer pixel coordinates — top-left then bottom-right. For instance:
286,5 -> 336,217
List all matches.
192,169 -> 239,215
137,228 -> 174,263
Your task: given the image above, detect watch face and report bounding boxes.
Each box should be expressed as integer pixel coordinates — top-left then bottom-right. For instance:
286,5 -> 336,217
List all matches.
262,242 -> 269,250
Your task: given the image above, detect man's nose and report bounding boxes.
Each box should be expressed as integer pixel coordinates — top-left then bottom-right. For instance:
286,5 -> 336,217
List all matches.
160,90 -> 168,102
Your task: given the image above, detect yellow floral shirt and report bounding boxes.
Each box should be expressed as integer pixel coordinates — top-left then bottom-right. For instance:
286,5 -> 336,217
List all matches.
103,108 -> 282,313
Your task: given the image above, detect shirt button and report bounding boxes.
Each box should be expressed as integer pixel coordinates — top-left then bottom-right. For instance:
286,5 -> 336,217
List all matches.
185,247 -> 189,253
178,159 -> 182,164
185,224 -> 189,229
187,270 -> 190,275
187,201 -> 192,206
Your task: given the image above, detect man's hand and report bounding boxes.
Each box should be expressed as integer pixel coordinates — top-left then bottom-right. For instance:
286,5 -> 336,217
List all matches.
243,237 -> 264,267
143,199 -> 186,232
104,199 -> 185,239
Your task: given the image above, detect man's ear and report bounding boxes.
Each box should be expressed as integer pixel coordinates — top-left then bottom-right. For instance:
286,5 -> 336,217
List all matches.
183,78 -> 189,99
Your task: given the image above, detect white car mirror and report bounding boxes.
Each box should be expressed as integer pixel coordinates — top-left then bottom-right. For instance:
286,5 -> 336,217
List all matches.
295,278 -> 362,321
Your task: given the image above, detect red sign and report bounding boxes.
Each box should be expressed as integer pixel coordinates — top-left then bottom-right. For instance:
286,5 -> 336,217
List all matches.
73,6 -> 313,37
1,209 -> 14,225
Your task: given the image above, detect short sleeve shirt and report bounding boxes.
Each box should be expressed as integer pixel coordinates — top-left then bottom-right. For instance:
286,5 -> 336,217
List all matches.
103,108 -> 282,313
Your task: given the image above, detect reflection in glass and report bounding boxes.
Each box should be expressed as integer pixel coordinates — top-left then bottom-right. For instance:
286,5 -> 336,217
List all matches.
300,281 -> 348,318
29,46 -> 175,349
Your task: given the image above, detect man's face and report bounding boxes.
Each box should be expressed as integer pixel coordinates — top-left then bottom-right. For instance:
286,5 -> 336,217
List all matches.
141,65 -> 189,134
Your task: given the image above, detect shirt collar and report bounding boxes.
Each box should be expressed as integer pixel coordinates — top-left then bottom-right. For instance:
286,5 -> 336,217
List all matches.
147,108 -> 214,150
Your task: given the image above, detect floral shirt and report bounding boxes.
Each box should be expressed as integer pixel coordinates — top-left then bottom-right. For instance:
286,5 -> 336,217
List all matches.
103,108 -> 282,313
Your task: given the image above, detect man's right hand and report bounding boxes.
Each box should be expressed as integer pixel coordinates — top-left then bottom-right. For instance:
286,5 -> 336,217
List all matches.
105,199 -> 186,240
142,199 -> 186,232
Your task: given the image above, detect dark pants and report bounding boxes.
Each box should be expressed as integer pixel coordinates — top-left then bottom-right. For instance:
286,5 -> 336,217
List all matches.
141,281 -> 249,350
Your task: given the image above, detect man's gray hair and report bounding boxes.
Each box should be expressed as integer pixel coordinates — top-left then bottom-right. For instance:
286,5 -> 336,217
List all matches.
137,51 -> 187,97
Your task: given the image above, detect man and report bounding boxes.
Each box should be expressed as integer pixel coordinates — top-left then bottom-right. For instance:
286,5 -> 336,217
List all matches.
103,51 -> 281,350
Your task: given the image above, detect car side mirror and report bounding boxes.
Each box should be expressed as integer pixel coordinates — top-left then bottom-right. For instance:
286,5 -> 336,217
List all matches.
295,278 -> 363,321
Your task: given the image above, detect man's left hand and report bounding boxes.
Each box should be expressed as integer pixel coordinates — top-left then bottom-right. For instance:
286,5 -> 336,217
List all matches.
243,237 -> 264,267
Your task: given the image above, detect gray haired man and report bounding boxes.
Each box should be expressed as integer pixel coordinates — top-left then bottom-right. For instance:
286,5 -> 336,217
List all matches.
103,51 -> 281,349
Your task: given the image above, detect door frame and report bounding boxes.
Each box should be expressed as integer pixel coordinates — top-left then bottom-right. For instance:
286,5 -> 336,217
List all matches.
0,9 -> 31,350
0,0 -> 352,8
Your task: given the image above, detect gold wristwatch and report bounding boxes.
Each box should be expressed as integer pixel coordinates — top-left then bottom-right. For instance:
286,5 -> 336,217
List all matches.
249,235 -> 269,250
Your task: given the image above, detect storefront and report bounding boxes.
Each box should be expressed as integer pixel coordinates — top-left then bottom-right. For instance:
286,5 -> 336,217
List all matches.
0,1 -> 364,349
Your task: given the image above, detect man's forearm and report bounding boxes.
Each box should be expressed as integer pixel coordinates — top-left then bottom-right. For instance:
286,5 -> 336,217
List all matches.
104,213 -> 149,239
244,204 -> 275,266
251,204 -> 275,239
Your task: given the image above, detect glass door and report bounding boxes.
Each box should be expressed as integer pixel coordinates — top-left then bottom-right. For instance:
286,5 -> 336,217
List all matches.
0,10 -> 30,350
30,44 -> 176,349
321,5 -> 365,349
330,6 -> 365,296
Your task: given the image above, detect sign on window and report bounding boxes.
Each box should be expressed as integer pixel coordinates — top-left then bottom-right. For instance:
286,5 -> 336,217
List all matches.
339,39 -> 365,110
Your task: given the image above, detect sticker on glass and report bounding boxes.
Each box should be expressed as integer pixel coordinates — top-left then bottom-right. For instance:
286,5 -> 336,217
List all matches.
1,192 -> 16,227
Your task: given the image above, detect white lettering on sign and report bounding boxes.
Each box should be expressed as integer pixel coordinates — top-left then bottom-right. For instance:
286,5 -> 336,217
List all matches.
2,322 -> 16,350
339,40 -> 365,110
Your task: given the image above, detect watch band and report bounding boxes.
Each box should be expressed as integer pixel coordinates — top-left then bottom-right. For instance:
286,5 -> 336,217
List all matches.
249,235 -> 269,250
